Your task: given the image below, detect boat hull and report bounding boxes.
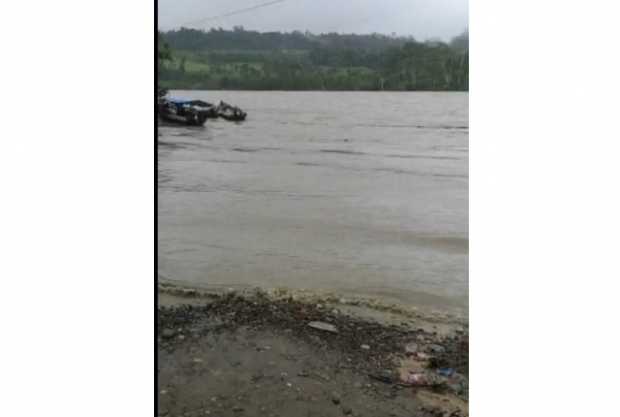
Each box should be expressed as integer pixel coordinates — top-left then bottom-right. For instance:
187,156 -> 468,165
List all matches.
218,113 -> 247,122
157,101 -> 208,126
158,110 -> 207,126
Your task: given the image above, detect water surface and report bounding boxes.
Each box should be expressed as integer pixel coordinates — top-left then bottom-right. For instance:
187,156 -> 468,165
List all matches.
158,91 -> 468,313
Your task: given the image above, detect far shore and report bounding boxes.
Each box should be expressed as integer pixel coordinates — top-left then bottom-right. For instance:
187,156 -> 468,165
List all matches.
163,87 -> 469,93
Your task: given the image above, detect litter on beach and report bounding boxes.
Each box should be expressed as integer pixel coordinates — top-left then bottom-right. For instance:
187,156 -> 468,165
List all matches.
307,321 -> 338,333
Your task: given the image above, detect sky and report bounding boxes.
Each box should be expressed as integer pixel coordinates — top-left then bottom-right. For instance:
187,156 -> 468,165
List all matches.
158,0 -> 468,41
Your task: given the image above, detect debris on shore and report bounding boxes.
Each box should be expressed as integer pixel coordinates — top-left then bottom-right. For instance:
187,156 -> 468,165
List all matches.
158,287 -> 468,417
307,321 -> 339,333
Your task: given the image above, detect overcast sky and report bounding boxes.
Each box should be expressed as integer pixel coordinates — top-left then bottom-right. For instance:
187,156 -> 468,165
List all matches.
158,0 -> 468,41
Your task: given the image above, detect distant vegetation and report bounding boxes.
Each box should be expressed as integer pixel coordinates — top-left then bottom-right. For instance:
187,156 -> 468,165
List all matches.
158,31 -> 172,97
159,27 -> 468,91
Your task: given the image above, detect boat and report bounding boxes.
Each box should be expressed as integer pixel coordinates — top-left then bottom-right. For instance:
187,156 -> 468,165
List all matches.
158,98 -> 217,126
216,101 -> 247,122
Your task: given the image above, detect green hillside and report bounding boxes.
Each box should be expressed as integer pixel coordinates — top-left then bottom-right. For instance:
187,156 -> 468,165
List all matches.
159,28 -> 468,91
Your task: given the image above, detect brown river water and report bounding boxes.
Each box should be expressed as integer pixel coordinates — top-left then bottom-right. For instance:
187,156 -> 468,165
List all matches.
158,91 -> 468,314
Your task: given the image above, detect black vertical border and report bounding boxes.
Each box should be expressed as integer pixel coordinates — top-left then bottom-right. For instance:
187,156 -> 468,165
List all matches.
154,0 -> 159,415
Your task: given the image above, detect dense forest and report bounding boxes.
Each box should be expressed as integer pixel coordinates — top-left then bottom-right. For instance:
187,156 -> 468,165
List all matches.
159,28 -> 468,91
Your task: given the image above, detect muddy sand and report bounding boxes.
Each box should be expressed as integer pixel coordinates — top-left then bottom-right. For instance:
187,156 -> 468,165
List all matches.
158,285 -> 468,417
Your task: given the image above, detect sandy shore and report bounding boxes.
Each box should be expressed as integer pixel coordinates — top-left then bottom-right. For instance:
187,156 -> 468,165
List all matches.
158,284 -> 468,417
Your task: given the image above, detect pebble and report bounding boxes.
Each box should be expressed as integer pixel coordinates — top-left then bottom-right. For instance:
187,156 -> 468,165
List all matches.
405,342 -> 418,354
162,329 -> 175,339
342,406 -> 353,415
315,372 -> 331,381
331,392 -> 341,405
428,344 -> 446,354
361,344 -> 371,350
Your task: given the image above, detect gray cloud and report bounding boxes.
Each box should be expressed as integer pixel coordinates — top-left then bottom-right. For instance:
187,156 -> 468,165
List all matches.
159,0 -> 468,41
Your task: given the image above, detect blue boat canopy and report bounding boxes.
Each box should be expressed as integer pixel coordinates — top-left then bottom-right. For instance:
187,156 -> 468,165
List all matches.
168,97 -> 192,104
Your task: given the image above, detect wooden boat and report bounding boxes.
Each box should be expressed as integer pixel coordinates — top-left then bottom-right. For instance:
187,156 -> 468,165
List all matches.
216,101 -> 247,121
158,98 -> 217,126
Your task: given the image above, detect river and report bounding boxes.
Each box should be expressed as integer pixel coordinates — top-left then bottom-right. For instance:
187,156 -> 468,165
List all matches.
158,91 -> 468,314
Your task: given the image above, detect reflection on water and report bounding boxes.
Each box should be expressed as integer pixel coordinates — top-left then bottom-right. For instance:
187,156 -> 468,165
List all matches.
158,91 -> 468,314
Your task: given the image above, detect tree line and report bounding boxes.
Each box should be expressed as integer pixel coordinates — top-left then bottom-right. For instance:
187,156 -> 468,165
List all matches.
158,28 -> 468,91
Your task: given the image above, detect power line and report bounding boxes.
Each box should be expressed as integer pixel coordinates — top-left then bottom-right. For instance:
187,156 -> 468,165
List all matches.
178,0 -> 290,29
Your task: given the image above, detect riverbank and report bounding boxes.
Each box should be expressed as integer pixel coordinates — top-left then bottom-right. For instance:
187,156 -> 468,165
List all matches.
158,284 -> 468,417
